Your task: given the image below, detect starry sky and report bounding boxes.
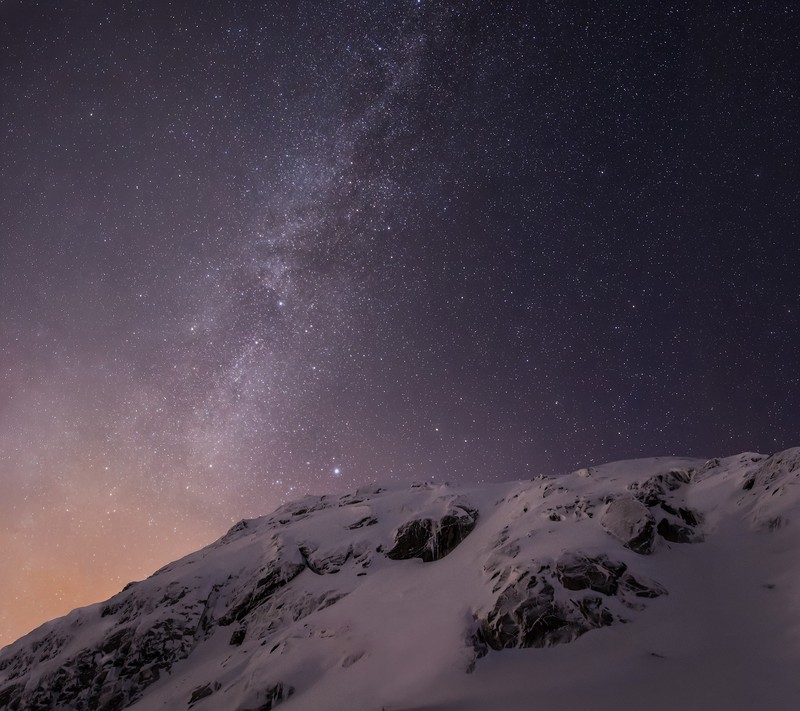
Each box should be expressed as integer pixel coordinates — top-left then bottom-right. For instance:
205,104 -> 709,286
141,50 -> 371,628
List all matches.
1,0 -> 798,647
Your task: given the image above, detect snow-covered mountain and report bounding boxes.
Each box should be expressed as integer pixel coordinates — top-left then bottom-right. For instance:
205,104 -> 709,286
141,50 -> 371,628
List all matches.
3,449 -> 800,711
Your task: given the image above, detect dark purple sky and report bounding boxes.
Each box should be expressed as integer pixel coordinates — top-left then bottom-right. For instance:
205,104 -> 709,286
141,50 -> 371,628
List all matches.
1,0 -> 797,645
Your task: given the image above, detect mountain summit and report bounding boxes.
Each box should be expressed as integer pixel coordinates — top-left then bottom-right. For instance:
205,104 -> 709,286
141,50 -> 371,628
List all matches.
2,449 -> 800,710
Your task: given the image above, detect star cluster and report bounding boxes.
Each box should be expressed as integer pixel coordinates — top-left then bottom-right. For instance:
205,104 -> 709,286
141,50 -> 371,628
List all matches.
1,0 -> 797,646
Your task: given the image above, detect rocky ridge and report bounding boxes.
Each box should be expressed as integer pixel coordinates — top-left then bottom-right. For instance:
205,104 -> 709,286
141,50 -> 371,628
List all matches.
2,448 -> 800,711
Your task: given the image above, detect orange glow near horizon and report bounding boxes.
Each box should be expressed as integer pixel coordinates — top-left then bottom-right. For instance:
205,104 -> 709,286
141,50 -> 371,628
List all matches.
0,487 -> 237,648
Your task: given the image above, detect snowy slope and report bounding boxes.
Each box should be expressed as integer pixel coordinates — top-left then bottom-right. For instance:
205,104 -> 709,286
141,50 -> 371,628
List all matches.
2,449 -> 800,710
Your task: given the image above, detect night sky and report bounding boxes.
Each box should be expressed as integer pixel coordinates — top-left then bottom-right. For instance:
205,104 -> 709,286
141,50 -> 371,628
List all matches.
1,1 -> 798,646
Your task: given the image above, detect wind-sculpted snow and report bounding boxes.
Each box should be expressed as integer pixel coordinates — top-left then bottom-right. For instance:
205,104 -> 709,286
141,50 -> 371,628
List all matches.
3,450 -> 800,710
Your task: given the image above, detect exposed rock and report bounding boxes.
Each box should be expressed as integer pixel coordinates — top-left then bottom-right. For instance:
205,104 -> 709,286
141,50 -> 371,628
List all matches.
738,448 -> 800,530
678,506 -> 702,526
555,553 -> 666,604
386,503 -> 478,562
632,470 -> 691,507
477,552 -> 667,658
189,682 -> 220,706
299,540 -> 372,575
556,552 -> 626,596
698,457 -> 721,476
272,495 -> 333,521
479,565 -> 615,650
601,497 -> 656,554
466,626 -> 489,673
8,453 -> 795,711
658,502 -> 702,527
299,544 -> 347,574
221,552 -> 306,625
618,573 -> 667,599
0,611 -> 200,710
348,515 -> 378,529
240,683 -> 294,711
479,569 -> 580,649
221,519 -> 252,544
0,684 -> 22,709
337,486 -> 385,508
657,518 -> 702,544
229,627 -> 247,646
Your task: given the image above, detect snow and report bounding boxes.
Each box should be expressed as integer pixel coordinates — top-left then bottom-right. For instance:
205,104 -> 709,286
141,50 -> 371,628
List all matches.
2,450 -> 800,710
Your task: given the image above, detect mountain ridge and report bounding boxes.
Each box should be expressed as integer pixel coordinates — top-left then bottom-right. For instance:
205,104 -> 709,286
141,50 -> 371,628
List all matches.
2,449 -> 800,710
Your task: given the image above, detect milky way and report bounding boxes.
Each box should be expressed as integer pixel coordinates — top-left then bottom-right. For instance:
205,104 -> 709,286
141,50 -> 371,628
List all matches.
1,1 -> 798,646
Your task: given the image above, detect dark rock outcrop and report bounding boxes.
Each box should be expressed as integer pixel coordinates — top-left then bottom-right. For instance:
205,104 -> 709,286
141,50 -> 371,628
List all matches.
556,552 -> 626,596
476,550 -> 667,661
189,681 -> 220,706
348,515 -> 377,529
632,469 -> 691,507
659,502 -> 703,527
657,518 -> 702,544
736,448 -> 800,530
229,627 -> 247,646
221,556 -> 306,625
240,683 -> 294,711
479,569 -> 578,649
478,552 -> 666,653
0,612 -> 200,711
386,502 -> 478,562
298,541 -> 371,575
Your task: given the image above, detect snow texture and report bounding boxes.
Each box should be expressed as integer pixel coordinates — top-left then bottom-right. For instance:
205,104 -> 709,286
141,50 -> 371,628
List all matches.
3,449 -> 800,710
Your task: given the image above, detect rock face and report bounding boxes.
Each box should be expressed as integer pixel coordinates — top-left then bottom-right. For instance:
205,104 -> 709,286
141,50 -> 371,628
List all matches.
556,552 -> 628,595
600,497 -> 656,554
657,518 -> 701,543
239,683 -> 293,711
476,551 -> 666,652
733,448 -> 800,530
2,449 -> 800,711
0,486 -> 485,711
220,548 -> 307,625
386,500 -> 478,562
480,566 -> 581,649
632,469 -> 692,507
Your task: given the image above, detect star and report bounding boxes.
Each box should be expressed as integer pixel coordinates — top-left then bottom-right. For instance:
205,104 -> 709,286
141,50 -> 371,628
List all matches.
0,0 -> 796,649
